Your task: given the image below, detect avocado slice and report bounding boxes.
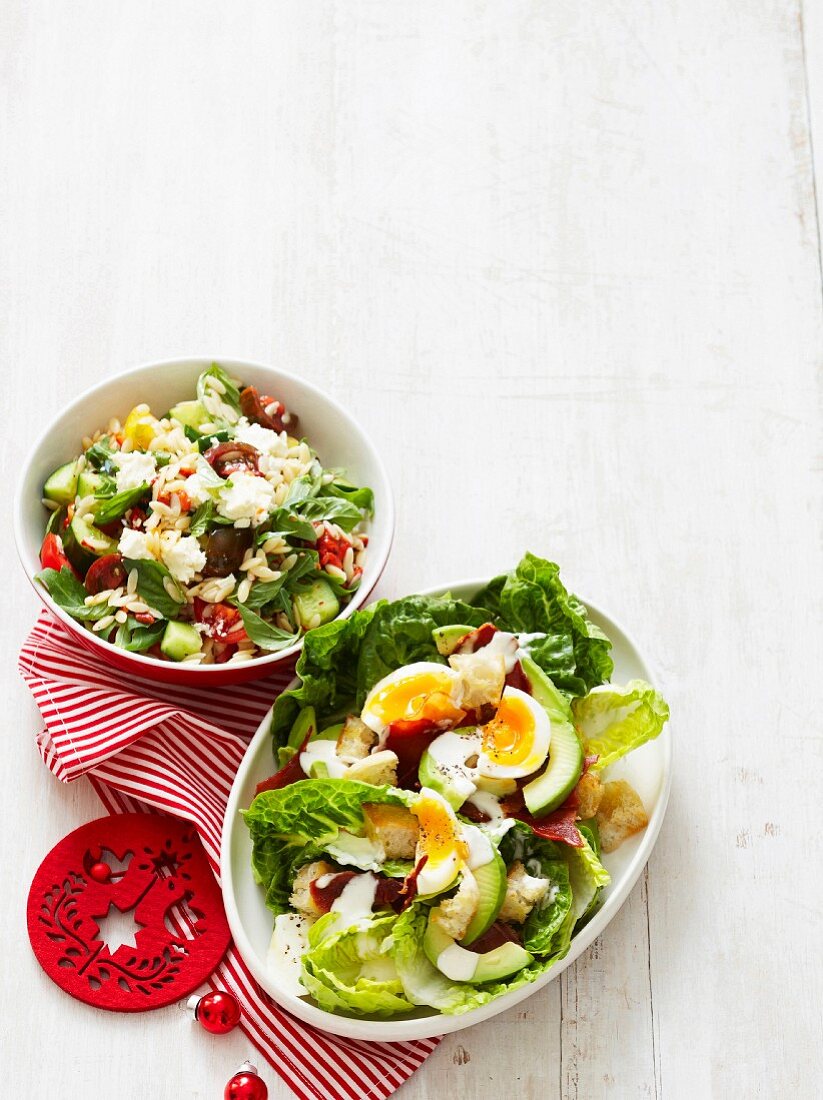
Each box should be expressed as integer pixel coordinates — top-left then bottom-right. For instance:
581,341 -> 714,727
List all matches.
43,460 -> 80,506
418,728 -> 481,810
63,513 -> 118,573
314,722 -> 343,742
292,577 -> 340,631
169,400 -> 210,431
520,656 -> 584,816
160,621 -> 202,662
460,850 -> 508,946
432,624 -> 475,657
474,774 -> 518,797
286,706 -> 317,750
423,917 -> 532,983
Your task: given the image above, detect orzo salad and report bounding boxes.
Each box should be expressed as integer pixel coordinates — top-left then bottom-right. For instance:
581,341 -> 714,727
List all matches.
36,364 -> 373,665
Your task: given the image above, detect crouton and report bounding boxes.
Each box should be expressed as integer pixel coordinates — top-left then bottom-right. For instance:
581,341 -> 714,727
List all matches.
336,714 -> 378,762
498,860 -> 550,924
289,860 -> 336,918
449,648 -> 506,710
430,870 -> 480,940
575,771 -> 603,820
362,803 -> 419,859
595,779 -> 648,853
345,750 -> 399,786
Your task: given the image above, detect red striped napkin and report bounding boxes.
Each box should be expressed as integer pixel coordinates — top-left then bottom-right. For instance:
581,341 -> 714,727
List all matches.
19,610 -> 440,1100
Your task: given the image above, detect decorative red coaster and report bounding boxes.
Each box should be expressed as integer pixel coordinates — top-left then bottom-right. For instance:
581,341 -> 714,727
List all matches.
28,813 -> 231,1012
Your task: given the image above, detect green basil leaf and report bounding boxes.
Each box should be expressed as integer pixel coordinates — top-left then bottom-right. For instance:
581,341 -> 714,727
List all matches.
234,603 -> 298,651
188,501 -> 214,538
114,616 -> 166,652
196,363 -> 242,413
294,496 -> 362,532
36,567 -> 109,621
325,480 -> 375,515
238,553 -> 320,610
93,483 -> 150,526
122,558 -> 187,619
84,437 -> 116,472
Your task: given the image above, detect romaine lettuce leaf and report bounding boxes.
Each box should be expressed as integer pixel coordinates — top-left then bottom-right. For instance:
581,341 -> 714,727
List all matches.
354,595 -> 489,703
270,604 -> 384,746
472,552 -> 613,697
242,779 -> 406,914
300,913 -> 413,1017
269,594 -> 487,749
521,859 -> 573,957
572,680 -> 669,769
563,830 -> 611,922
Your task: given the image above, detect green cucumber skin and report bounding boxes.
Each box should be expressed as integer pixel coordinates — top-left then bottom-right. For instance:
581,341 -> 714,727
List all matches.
43,461 -> 79,505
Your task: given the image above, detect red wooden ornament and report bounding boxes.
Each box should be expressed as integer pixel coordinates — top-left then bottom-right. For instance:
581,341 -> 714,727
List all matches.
188,989 -> 242,1033
27,813 -> 231,1012
225,1062 -> 268,1100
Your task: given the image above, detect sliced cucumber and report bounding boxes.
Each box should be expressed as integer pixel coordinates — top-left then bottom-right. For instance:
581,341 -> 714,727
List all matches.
169,400 -> 210,431
77,470 -> 106,498
43,461 -> 80,505
292,578 -> 340,631
63,514 -> 118,574
160,621 -> 202,661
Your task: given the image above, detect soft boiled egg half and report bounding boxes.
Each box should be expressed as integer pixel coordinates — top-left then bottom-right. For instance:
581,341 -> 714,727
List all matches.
477,686 -> 551,779
360,662 -> 465,736
411,787 -> 468,896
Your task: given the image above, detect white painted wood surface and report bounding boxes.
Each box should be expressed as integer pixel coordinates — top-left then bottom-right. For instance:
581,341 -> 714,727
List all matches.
2,2 -> 821,1097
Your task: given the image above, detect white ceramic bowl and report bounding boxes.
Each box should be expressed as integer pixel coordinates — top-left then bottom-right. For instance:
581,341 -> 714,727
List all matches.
13,356 -> 394,686
221,580 -> 672,1040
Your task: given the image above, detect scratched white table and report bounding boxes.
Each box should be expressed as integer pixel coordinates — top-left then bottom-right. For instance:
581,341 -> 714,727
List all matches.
2,4 -> 821,1098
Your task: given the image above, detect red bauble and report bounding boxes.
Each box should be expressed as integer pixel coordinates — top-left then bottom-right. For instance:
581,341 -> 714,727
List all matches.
224,1061 -> 267,1100
191,989 -> 241,1034
89,861 -> 112,883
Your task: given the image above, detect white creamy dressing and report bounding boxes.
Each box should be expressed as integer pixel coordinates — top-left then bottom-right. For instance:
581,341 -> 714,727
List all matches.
466,787 -> 505,822
428,730 -> 481,800
329,872 -> 378,930
323,830 -> 385,871
437,942 -> 479,982
479,630 -> 520,672
460,823 -> 495,870
514,631 -> 545,658
299,738 -> 349,780
267,912 -> 311,997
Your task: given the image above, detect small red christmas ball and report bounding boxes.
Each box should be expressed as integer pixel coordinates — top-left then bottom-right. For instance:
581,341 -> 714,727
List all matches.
192,989 -> 241,1034
89,862 -> 112,883
224,1062 -> 267,1100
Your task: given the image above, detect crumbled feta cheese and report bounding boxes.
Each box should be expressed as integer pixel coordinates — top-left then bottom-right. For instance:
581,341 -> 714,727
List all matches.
161,535 -> 207,584
234,420 -> 285,456
118,528 -> 155,561
184,472 -> 214,506
217,471 -> 276,526
112,450 -> 157,492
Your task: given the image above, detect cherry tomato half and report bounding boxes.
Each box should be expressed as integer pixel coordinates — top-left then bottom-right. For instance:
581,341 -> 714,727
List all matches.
193,599 -> 248,644
39,533 -> 76,575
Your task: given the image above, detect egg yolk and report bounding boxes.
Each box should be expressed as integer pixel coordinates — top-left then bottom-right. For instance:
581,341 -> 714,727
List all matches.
413,796 -> 468,866
367,671 -> 464,728
481,694 -> 537,768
